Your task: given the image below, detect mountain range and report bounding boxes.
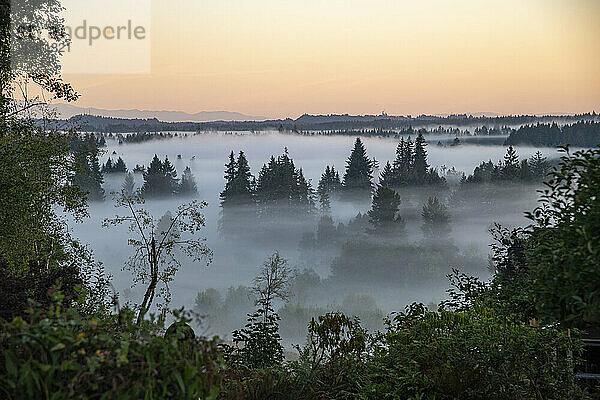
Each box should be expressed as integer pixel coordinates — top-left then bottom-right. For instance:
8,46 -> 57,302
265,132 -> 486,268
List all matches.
48,103 -> 266,122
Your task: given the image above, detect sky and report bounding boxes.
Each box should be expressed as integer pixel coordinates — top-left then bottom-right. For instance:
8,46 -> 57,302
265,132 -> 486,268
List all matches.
60,0 -> 600,118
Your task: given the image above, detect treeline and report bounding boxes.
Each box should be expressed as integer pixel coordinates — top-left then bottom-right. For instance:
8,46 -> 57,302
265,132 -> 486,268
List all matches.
462,147 -> 552,184
219,135 -> 445,228
505,120 -> 600,147
296,125 -> 511,138
42,111 -> 599,134
69,134 -> 198,200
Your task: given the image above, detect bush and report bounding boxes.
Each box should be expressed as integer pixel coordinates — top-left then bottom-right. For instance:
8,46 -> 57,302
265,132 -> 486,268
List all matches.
0,295 -> 223,400
364,303 -> 587,400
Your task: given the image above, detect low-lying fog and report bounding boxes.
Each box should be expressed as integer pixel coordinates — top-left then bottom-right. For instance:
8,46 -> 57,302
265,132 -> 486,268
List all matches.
70,131 -> 561,342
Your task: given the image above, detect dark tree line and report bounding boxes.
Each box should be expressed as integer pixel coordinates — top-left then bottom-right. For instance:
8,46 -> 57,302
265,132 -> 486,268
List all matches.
140,154 -> 198,198
71,134 -> 105,201
379,134 -> 445,188
463,147 -> 551,184
102,156 -> 127,173
220,149 -> 316,220
504,120 -> 600,147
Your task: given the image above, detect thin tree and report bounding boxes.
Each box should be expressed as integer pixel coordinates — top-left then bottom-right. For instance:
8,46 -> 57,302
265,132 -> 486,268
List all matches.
104,194 -> 212,324
121,172 -> 135,197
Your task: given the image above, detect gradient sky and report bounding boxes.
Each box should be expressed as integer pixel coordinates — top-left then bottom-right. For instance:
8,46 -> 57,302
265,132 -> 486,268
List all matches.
62,0 -> 600,118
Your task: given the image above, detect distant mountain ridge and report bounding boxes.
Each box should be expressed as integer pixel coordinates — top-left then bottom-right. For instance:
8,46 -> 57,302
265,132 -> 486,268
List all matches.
38,111 -> 599,134
49,103 -> 266,122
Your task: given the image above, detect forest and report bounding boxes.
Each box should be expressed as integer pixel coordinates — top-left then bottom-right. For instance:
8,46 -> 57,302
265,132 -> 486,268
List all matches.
2,1 -> 600,399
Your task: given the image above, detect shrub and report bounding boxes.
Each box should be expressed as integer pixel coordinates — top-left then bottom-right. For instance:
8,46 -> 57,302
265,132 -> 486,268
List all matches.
0,295 -> 223,400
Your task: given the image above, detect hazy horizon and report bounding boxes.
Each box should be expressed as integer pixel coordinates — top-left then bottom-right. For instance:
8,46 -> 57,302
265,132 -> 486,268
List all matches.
58,0 -> 600,119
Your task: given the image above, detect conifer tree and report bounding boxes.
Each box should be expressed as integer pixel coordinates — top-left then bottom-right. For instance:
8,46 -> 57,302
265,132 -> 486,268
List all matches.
113,157 -> 127,173
502,146 -> 520,180
342,138 -> 373,192
141,155 -> 178,198
317,183 -> 331,214
102,157 -> 114,173
220,151 -> 238,207
378,161 -> 395,188
412,133 -> 429,184
528,151 -> 549,180
162,156 -> 179,194
231,151 -> 254,203
179,166 -> 198,196
316,214 -> 337,244
71,134 -> 104,201
367,186 -> 404,234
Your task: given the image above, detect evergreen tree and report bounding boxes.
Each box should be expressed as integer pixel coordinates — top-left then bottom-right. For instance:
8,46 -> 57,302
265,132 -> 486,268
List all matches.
502,146 -> 520,180
122,172 -> 135,197
421,196 -> 451,241
391,136 -> 413,186
528,151 -> 550,180
141,155 -> 177,198
102,158 -> 114,173
255,149 -> 314,214
231,151 -> 254,203
179,166 -> 198,196
162,156 -> 179,195
378,161 -> 395,188
316,214 -> 337,244
342,138 -> 373,192
412,133 -> 429,184
71,134 -> 104,201
113,157 -> 127,173
220,151 -> 238,207
367,186 -> 404,234
317,183 -> 331,214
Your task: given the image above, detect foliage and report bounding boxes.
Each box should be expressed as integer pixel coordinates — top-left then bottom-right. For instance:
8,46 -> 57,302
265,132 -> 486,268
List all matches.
525,146 -> 600,327
255,149 -> 316,216
224,252 -> 293,370
71,134 -> 105,201
294,312 -> 367,398
0,296 -> 223,400
364,303 -> 587,400
102,156 -> 127,173
388,134 -> 446,187
121,172 -> 135,198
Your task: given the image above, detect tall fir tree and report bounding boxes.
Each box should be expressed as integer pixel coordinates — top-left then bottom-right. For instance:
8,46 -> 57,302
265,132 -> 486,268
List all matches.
528,151 -> 549,180
412,133 -> 429,184
232,151 -> 254,203
502,146 -> 520,180
113,157 -> 127,173
179,166 -> 198,196
367,186 -> 404,234
141,154 -> 178,198
378,161 -> 395,188
162,156 -> 179,195
71,134 -> 104,201
342,138 -> 373,192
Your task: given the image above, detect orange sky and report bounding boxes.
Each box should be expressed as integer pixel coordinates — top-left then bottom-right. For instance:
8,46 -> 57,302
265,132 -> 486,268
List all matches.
61,0 -> 600,118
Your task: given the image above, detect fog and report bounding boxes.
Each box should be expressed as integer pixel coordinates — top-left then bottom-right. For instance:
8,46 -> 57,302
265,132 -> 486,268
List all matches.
70,131 -> 560,342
